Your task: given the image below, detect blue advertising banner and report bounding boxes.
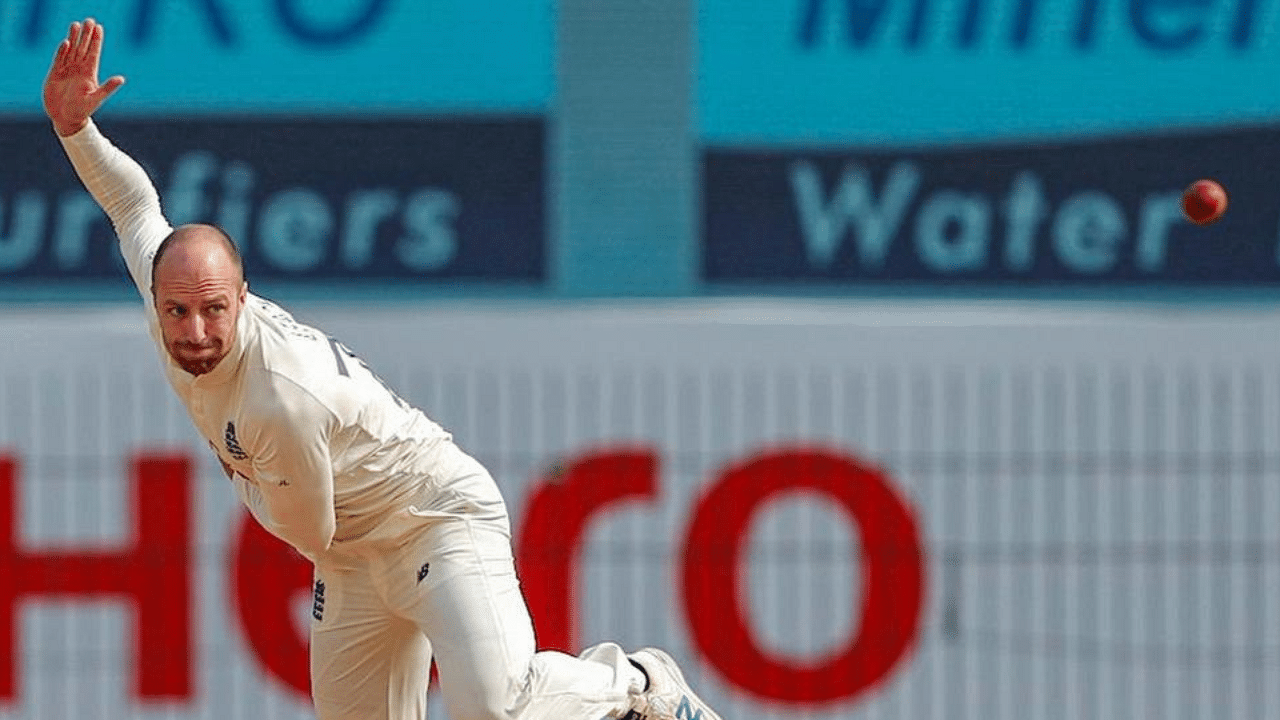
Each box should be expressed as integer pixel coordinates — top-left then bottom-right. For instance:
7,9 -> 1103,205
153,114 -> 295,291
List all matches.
704,127 -> 1280,285
700,0 -> 1280,146
0,0 -> 553,115
0,119 -> 544,286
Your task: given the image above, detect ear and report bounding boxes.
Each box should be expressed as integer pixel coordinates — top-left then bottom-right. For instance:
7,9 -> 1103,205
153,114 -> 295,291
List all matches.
240,281 -> 249,303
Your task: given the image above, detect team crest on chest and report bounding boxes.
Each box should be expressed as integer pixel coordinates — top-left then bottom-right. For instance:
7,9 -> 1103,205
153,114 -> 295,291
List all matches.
224,421 -> 248,460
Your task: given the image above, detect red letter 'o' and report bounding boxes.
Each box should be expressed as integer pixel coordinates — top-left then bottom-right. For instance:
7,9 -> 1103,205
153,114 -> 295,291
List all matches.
682,448 -> 926,705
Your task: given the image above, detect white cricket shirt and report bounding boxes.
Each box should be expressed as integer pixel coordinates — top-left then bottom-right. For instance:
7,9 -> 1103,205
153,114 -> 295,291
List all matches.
60,121 -> 452,562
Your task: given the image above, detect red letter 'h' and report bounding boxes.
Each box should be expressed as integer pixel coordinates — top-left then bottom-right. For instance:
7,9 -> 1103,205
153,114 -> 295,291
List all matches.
0,453 -> 192,703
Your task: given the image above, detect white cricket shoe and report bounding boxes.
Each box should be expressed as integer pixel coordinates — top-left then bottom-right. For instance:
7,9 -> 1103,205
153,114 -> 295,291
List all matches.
626,648 -> 724,720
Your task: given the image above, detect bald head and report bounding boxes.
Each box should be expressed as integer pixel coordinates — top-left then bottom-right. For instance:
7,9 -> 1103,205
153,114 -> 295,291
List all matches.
151,224 -> 244,293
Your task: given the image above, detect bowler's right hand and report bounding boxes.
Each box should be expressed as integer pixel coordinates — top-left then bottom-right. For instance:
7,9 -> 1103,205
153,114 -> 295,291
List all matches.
42,18 -> 126,137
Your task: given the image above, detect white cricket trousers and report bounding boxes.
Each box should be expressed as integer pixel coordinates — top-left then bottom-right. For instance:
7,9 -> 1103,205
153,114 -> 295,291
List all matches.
308,441 -> 644,720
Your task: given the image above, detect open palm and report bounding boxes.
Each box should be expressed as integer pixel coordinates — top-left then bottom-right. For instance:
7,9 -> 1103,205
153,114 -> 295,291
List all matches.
43,18 -> 125,137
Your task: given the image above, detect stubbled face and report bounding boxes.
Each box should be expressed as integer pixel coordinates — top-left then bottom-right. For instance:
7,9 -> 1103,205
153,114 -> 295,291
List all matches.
153,233 -> 247,376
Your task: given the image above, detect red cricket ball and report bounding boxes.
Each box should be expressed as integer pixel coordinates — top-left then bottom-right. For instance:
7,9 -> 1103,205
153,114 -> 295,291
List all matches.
1181,179 -> 1228,225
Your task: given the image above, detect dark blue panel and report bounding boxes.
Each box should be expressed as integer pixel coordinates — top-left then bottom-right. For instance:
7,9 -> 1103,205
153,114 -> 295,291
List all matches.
704,128 -> 1280,285
0,118 -> 544,283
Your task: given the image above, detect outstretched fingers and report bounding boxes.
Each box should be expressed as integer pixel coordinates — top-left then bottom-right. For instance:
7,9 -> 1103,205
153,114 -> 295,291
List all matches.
52,18 -> 111,82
